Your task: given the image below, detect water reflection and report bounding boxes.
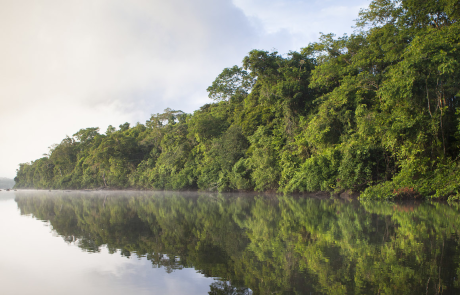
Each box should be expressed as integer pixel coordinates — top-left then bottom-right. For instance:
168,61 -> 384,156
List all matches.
13,191 -> 460,294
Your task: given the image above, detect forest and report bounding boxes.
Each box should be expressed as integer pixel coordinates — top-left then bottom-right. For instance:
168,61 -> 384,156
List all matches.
14,0 -> 460,199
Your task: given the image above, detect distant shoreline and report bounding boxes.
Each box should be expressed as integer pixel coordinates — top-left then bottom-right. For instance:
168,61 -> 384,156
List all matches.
9,188 -> 361,201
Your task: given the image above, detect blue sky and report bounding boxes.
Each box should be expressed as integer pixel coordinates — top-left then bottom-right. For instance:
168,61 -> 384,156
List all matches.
0,0 -> 370,178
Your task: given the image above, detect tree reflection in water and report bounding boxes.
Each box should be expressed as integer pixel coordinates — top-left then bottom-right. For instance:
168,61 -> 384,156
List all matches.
14,191 -> 460,294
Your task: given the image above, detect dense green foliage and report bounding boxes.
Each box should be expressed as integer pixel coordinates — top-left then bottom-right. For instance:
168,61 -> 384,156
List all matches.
0,177 -> 15,189
14,0 -> 460,199
15,191 -> 460,294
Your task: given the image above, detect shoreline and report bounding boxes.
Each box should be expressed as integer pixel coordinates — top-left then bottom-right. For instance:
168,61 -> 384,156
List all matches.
6,187 -> 380,201
9,187 -> 454,202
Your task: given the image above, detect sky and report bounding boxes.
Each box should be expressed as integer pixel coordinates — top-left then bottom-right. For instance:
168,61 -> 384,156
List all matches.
0,0 -> 370,178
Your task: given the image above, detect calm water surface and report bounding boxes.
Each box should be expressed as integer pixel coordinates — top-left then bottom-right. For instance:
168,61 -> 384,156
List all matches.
1,190 -> 460,294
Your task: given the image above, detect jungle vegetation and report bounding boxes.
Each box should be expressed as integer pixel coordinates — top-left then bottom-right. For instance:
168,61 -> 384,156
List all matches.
14,0 -> 460,199
15,191 -> 460,294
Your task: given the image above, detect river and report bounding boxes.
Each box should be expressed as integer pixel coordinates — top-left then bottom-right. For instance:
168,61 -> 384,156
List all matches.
1,190 -> 459,294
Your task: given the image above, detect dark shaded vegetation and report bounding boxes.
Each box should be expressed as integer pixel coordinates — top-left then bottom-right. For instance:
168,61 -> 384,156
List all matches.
14,0 -> 460,199
15,191 -> 460,294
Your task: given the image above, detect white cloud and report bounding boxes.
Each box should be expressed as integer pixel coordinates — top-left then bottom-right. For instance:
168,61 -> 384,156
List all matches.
233,0 -> 370,51
0,0 -> 259,177
0,0 -> 370,178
